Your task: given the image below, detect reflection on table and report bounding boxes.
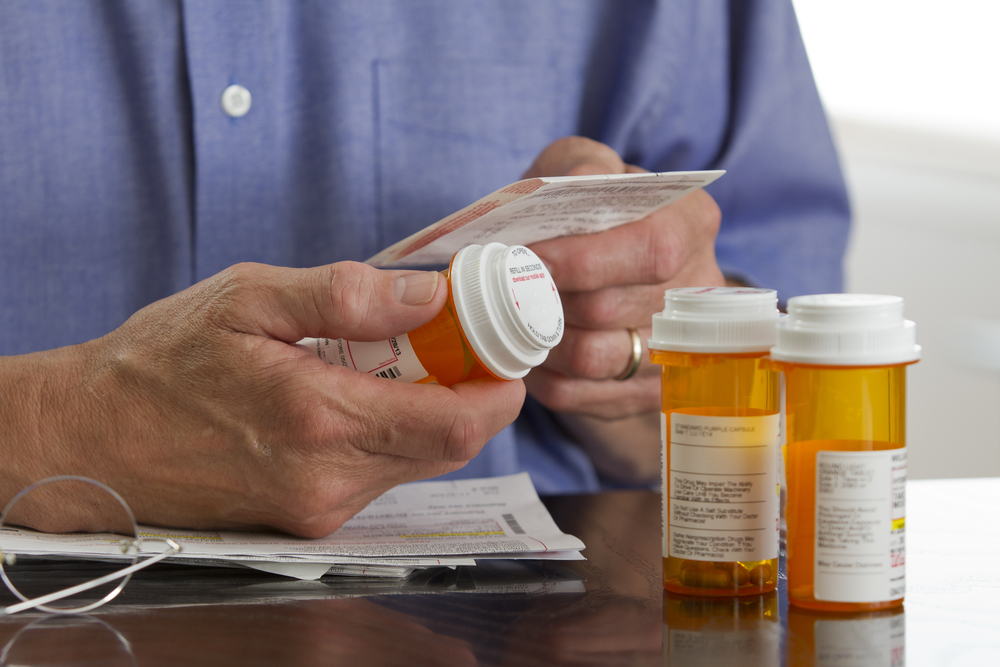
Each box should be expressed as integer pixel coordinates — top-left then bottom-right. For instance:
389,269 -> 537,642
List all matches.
0,492 -> 662,667
0,479 -> 997,666
662,478 -> 1000,667
663,592 -> 782,666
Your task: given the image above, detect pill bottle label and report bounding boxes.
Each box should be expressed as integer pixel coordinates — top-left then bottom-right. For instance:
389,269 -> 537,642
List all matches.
298,336 -> 430,383
666,411 -> 780,562
814,449 -> 907,602
661,413 -> 668,558
814,614 -> 906,666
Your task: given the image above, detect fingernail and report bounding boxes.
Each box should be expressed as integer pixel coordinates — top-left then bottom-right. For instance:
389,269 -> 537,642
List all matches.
394,272 -> 440,305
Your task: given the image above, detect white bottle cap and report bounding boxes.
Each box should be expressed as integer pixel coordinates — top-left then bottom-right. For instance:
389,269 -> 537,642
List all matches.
450,243 -> 564,380
771,294 -> 921,366
649,287 -> 781,353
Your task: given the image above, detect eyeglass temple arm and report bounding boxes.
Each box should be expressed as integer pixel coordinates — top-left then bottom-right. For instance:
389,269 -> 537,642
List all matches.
2,539 -> 181,616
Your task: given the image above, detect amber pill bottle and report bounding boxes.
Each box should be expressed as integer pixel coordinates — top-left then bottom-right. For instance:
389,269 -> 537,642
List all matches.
650,287 -> 782,597
770,294 -> 919,612
297,243 -> 564,386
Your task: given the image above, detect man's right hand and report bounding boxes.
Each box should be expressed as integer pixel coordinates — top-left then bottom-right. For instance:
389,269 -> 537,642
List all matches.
0,261 -> 525,537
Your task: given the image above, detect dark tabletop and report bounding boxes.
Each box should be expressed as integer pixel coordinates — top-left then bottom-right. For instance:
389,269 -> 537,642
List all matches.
0,479 -> 997,666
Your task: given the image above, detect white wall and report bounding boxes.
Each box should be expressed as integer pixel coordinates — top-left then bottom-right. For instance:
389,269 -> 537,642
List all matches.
792,0 -> 1000,479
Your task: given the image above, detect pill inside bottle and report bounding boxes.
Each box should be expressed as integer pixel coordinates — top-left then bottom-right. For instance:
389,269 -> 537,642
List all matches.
297,243 -> 564,386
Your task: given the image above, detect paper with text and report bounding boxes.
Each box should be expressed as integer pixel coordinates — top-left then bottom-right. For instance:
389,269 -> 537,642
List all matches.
366,171 -> 724,267
1,474 -> 584,580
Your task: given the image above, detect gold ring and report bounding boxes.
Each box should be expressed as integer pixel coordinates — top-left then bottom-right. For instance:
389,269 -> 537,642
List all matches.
615,328 -> 643,381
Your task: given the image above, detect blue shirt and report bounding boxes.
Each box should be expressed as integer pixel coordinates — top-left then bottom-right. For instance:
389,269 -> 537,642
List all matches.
0,0 -> 849,493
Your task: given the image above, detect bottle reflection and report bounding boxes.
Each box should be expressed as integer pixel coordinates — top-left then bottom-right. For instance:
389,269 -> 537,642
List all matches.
786,606 -> 905,667
663,591 -> 781,666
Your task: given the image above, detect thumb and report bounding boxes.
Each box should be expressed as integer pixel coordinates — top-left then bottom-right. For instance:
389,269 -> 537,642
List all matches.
215,261 -> 447,343
521,136 -> 627,178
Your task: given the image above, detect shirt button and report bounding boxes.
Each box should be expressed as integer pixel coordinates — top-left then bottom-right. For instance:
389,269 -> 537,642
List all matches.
221,84 -> 252,118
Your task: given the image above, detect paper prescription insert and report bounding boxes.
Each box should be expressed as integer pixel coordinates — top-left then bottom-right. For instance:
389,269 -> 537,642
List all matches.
366,170 -> 724,267
1,474 -> 584,581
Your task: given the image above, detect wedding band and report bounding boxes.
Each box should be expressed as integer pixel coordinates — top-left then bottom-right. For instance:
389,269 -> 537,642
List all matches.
615,327 -> 643,381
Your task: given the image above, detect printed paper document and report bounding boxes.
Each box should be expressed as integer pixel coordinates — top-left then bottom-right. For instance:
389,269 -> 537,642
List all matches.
2,474 -> 584,580
366,170 -> 724,267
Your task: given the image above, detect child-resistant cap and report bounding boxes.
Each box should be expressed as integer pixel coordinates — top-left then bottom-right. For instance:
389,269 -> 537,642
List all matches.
450,243 -> 564,380
770,294 -> 921,366
649,287 -> 781,353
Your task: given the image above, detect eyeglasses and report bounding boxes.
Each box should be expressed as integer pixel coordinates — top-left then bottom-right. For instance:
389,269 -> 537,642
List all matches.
0,476 -> 181,615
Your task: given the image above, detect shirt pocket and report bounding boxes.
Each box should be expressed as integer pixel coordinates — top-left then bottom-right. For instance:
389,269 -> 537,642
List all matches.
374,58 -> 579,254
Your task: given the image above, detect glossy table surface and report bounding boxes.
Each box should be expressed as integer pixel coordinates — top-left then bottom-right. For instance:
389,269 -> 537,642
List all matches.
0,478 -> 997,666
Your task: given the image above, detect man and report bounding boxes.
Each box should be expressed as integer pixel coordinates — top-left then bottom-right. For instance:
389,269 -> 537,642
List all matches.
0,1 -> 848,535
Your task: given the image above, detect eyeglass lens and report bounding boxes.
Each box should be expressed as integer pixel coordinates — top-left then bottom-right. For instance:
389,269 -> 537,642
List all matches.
0,477 -> 140,613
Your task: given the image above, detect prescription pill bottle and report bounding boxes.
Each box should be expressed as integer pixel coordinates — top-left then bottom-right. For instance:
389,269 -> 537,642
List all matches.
298,243 -> 564,386
770,294 -> 919,612
650,287 -> 782,597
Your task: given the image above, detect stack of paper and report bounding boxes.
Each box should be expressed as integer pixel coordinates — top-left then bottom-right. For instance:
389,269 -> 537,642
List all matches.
1,474 -> 585,581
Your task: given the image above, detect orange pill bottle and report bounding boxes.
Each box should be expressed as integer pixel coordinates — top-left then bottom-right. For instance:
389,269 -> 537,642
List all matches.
650,287 -> 782,596
770,294 -> 919,612
297,243 -> 564,386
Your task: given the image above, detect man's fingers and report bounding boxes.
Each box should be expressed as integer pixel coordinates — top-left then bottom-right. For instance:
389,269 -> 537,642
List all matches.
540,326 -> 656,380
521,136 -> 626,179
530,190 -> 721,291
557,285 -> 667,329
244,366 -> 525,537
523,367 -> 660,419
208,262 -> 447,343
306,368 -> 526,464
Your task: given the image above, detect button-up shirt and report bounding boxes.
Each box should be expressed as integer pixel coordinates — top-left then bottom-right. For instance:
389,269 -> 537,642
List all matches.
0,0 -> 849,492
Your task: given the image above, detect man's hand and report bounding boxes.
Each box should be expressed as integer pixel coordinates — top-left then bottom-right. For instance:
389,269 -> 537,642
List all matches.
0,262 -> 525,537
523,137 -> 725,483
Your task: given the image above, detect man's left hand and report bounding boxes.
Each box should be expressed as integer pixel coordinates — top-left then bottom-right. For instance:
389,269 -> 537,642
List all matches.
522,137 -> 726,483
524,136 -> 725,419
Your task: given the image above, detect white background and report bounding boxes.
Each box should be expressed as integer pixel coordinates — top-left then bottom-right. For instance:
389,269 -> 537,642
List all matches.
792,0 -> 1000,479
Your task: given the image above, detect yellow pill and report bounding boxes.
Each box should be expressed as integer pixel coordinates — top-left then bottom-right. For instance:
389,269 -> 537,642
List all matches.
714,561 -> 754,586
750,563 -> 772,586
680,561 -> 733,588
